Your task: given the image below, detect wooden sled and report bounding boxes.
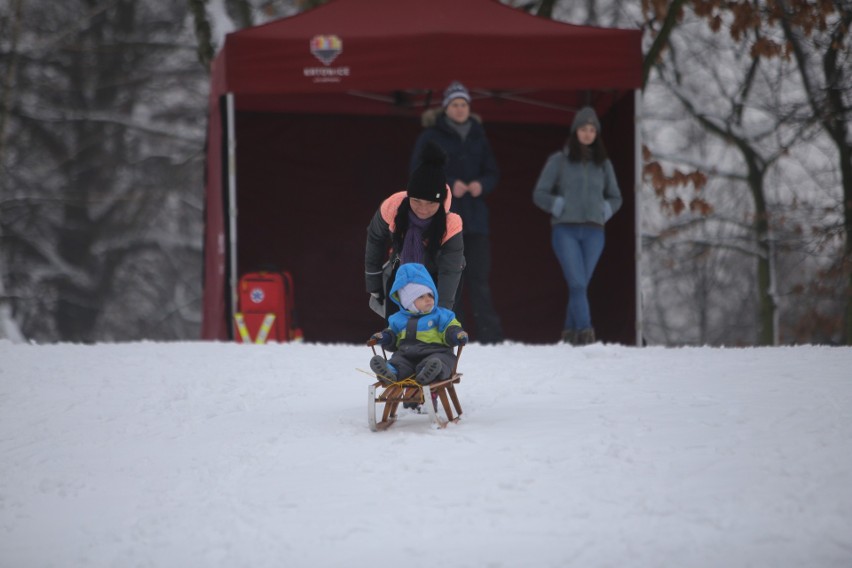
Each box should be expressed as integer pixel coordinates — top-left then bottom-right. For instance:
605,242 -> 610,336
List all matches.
367,341 -> 463,431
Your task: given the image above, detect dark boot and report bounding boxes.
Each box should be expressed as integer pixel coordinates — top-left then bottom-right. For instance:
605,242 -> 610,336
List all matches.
560,329 -> 577,345
577,328 -> 596,345
415,357 -> 443,385
370,356 -> 398,385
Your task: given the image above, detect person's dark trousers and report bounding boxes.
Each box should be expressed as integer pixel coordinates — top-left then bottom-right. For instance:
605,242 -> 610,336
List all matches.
453,233 -> 504,343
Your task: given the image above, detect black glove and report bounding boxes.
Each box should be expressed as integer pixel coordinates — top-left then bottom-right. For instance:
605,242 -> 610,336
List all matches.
448,330 -> 468,346
370,330 -> 393,347
370,290 -> 384,304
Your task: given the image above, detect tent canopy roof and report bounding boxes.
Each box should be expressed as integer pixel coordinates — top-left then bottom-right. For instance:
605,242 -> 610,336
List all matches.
213,0 -> 642,109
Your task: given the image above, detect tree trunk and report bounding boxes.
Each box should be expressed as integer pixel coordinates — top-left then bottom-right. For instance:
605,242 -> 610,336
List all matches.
0,0 -> 24,166
55,0 -> 136,342
189,0 -> 215,71
822,15 -> 852,345
749,166 -> 776,346
535,0 -> 558,19
780,5 -> 852,344
0,0 -> 26,341
675,91 -> 778,345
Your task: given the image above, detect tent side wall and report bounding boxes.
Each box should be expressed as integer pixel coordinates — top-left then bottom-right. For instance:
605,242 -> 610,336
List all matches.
599,93 -> 637,343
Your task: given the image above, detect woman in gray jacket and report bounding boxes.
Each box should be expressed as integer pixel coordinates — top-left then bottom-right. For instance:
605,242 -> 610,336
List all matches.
532,106 -> 622,345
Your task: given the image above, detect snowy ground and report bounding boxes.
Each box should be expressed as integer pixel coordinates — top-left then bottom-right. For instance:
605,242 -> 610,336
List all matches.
1,340 -> 851,567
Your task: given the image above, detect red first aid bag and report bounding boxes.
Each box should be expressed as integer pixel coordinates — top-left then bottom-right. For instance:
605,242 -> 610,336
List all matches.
234,271 -> 303,343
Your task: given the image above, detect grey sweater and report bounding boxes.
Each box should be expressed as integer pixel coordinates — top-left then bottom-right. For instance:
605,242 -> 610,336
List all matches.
532,150 -> 622,226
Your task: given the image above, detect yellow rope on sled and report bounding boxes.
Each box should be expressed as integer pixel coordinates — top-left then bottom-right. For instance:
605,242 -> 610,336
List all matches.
356,368 -> 425,405
355,368 -> 417,386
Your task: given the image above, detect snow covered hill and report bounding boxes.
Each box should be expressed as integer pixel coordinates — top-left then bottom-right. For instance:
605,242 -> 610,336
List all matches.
2,341 -> 851,567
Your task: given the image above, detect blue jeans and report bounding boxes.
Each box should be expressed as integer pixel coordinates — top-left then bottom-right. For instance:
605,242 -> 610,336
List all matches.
551,224 -> 605,331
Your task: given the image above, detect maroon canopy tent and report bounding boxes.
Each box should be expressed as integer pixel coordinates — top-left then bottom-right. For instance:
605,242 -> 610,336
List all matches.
202,0 -> 643,344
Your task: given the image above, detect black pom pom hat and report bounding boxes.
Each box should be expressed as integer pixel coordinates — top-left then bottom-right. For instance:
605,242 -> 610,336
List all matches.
407,141 -> 448,203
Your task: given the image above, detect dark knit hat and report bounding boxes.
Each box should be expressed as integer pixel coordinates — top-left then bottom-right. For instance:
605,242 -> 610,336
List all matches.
571,106 -> 601,134
442,81 -> 471,108
407,141 -> 447,203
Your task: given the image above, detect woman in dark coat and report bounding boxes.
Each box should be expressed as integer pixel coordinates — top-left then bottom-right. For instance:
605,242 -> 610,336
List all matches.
365,141 -> 465,319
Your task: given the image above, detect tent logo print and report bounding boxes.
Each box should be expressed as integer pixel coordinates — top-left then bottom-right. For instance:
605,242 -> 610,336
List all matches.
310,35 -> 342,66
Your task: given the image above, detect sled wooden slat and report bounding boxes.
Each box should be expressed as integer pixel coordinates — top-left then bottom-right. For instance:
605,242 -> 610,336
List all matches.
438,387 -> 454,422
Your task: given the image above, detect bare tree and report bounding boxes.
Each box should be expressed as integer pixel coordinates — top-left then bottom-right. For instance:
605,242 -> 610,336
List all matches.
669,0 -> 852,344
776,1 -> 852,344
642,1 -> 849,346
189,0 -> 326,71
1,0 -> 207,342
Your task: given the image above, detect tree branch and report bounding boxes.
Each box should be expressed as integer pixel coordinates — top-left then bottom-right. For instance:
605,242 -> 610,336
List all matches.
643,0 -> 688,90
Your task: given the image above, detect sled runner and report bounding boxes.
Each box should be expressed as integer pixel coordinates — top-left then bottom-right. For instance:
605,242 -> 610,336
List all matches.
366,340 -> 463,431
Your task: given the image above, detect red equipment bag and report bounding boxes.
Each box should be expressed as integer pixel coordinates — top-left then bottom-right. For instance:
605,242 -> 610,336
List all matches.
234,271 -> 303,343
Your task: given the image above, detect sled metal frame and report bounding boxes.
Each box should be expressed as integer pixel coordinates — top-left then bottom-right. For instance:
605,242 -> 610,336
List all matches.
367,342 -> 463,431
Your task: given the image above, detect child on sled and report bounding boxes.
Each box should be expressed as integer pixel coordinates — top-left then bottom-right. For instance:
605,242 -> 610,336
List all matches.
369,262 -> 468,386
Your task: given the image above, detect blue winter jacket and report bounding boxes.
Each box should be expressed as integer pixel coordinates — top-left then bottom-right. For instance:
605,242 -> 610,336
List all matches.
385,263 -> 463,355
410,111 -> 499,236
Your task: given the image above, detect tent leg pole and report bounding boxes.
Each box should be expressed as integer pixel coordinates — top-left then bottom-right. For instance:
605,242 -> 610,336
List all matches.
634,88 -> 643,347
226,92 -> 239,330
